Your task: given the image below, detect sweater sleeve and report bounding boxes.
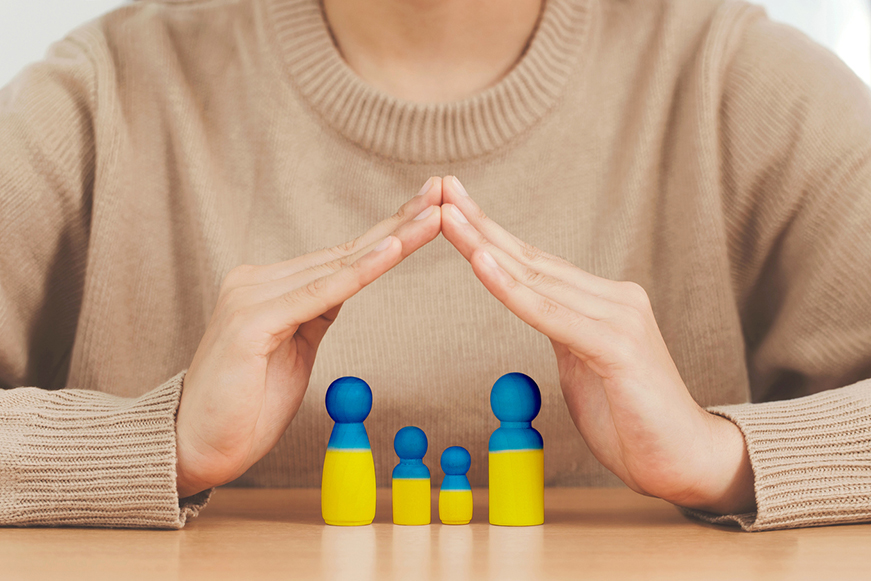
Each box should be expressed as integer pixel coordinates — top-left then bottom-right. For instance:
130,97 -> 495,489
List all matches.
0,371 -> 211,528
685,11 -> 871,531
0,30 -> 209,528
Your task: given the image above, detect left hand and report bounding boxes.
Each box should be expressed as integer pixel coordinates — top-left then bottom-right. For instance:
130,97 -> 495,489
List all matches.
440,176 -> 755,514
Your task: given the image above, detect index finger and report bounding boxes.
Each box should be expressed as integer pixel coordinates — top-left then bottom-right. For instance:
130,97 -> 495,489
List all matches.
252,235 -> 404,339
237,177 -> 442,287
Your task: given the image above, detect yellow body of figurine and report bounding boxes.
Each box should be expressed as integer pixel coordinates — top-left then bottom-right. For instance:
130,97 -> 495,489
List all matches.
322,449 -> 377,526
438,489 -> 473,524
488,449 -> 544,526
392,477 -> 431,525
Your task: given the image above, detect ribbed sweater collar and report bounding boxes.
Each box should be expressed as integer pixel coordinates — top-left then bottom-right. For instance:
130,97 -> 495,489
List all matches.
266,0 -> 594,162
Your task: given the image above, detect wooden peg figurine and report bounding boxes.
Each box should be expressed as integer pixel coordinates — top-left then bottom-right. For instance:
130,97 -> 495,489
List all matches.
488,372 -> 544,526
439,446 -> 473,525
392,426 -> 431,525
322,377 -> 376,526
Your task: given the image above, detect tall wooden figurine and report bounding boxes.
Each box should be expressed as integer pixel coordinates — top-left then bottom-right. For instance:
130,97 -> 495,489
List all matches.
439,446 -> 473,525
392,426 -> 431,525
322,376 -> 376,526
488,372 -> 544,526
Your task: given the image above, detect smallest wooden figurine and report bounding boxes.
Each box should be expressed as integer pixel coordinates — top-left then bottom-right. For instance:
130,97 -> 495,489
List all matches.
439,446 -> 473,525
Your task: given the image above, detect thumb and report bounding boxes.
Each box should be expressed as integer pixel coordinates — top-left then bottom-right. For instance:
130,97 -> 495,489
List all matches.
295,303 -> 343,362
550,338 -> 573,365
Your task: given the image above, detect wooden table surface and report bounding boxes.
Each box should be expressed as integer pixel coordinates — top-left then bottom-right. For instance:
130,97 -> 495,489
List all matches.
2,487 -> 870,580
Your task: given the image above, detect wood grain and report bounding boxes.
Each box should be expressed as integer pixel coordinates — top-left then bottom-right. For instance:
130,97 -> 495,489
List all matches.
2,488 -> 870,580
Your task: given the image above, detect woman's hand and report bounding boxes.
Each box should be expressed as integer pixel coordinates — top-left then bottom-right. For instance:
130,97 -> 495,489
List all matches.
440,176 -> 755,515
175,178 -> 443,498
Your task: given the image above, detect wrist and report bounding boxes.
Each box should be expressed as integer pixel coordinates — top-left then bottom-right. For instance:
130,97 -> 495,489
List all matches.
175,416 -> 214,499
176,451 -> 212,499
676,411 -> 756,514
176,474 -> 204,500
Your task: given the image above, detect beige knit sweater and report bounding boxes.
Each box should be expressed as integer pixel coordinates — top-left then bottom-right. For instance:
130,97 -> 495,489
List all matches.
1,0 -> 870,531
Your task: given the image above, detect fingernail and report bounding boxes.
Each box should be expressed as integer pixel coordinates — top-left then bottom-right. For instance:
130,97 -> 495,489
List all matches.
480,251 -> 498,269
415,177 -> 433,196
451,205 -> 469,224
413,206 -> 433,221
452,176 -> 469,197
374,237 -> 392,251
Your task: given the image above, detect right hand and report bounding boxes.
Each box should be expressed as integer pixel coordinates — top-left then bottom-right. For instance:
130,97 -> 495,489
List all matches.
175,178 -> 443,497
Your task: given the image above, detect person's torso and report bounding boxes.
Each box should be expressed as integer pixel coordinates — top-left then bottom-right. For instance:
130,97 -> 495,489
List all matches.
64,0 -> 758,487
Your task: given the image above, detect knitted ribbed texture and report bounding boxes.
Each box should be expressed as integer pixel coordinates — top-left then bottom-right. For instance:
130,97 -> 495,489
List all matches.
1,0 -> 871,530
680,383 -> 871,531
0,371 -> 211,528
268,0 -> 592,162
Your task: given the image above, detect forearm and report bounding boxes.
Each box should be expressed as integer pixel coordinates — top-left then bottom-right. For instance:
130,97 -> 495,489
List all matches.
683,380 -> 871,531
0,371 -> 210,528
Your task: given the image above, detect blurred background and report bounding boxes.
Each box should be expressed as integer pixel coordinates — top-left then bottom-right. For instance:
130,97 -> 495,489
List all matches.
1,0 -> 871,89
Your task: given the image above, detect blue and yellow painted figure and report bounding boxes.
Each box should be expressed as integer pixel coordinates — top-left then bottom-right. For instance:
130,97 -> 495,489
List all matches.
439,446 -> 473,525
488,372 -> 544,526
322,377 -> 376,526
392,426 -> 431,525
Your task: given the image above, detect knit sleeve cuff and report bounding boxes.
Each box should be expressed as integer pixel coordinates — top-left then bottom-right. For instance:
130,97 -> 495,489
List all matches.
681,380 -> 871,531
0,370 -> 211,528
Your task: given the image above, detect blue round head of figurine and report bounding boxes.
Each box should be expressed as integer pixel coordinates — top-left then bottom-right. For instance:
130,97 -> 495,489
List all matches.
325,376 -> 373,423
394,426 -> 427,460
440,446 -> 471,475
490,372 -> 541,423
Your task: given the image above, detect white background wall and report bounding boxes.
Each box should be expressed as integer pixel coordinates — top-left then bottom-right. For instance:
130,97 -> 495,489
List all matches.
1,0 -> 870,89
0,0 -> 125,88
761,0 -> 871,84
